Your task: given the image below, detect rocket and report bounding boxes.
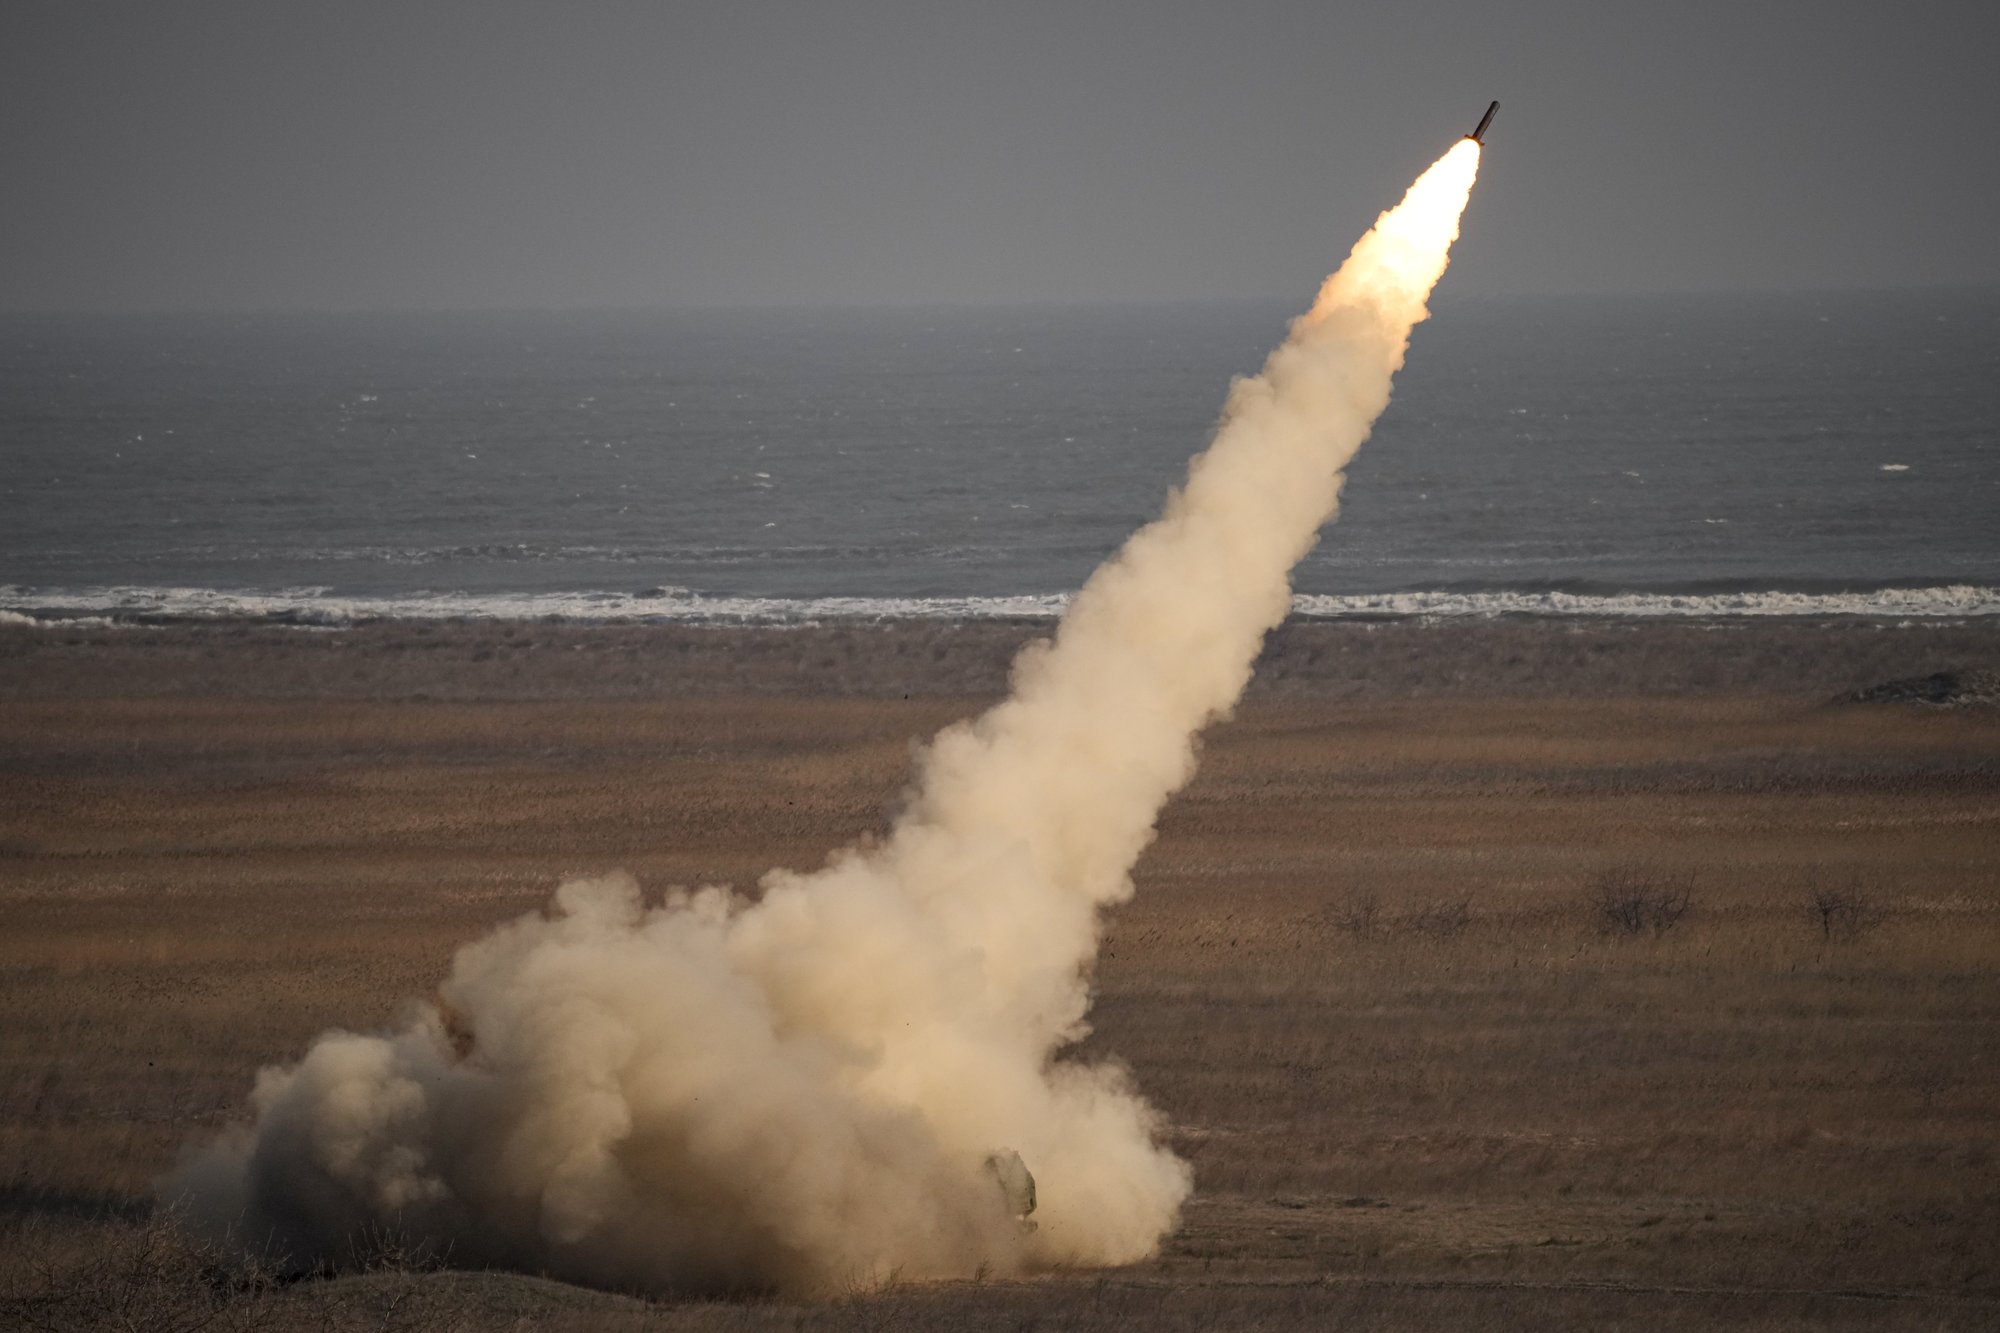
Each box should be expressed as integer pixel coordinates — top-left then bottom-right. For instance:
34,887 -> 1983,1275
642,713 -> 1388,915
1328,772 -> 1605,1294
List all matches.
1467,101 -> 1499,145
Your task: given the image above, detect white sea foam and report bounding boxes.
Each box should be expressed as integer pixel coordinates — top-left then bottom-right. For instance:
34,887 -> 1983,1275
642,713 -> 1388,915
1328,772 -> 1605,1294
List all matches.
5,583 -> 1997,626
1289,585 -> 2000,620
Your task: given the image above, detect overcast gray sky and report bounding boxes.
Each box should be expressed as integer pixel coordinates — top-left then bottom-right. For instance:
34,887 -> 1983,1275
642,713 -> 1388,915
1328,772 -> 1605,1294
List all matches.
3,0 -> 1996,311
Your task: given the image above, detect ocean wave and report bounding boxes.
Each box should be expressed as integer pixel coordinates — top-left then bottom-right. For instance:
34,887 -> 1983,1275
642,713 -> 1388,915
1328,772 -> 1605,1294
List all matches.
1290,585 -> 2000,619
5,583 -> 1998,626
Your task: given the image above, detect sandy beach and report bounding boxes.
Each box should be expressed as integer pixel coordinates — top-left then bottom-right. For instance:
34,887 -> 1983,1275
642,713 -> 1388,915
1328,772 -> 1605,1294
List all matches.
4,617 -> 1998,1329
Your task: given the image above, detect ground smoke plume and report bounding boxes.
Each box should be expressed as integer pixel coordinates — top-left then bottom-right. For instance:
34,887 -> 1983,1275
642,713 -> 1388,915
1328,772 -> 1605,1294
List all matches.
168,141 -> 1481,1296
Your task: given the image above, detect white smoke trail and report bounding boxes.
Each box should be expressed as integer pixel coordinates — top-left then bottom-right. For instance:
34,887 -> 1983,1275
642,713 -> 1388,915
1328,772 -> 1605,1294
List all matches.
166,140 -> 1481,1295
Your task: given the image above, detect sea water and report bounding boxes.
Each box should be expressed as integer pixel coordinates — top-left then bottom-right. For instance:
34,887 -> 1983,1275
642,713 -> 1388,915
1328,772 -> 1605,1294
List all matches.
2,290 -> 1994,623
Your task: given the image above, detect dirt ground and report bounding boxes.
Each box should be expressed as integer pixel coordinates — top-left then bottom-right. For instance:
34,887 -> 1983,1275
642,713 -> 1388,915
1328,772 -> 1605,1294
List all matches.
2,619 -> 1997,1329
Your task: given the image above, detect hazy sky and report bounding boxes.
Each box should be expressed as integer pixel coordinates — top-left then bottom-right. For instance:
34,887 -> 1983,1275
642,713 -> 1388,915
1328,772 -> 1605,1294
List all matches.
4,1 -> 1996,311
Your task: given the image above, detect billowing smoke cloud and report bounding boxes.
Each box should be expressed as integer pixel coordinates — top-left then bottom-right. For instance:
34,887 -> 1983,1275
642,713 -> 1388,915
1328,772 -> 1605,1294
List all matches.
166,141 -> 1481,1295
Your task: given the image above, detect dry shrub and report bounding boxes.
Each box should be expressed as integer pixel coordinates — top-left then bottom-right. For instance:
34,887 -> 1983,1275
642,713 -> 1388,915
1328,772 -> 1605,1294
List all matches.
1332,890 -> 1382,938
1325,891 -> 1470,940
1404,896 -> 1474,940
1,1214 -> 276,1333
1,1213 -> 461,1333
1591,865 -> 1694,936
1804,874 -> 1878,941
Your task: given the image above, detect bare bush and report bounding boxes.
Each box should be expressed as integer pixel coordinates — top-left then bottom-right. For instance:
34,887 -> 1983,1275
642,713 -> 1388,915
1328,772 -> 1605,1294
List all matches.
1591,866 -> 1694,936
1805,875 -> 1877,940
2,1214 -> 277,1333
1325,892 -> 1471,941
0,1213 -> 472,1333
1332,890 -> 1382,938
1405,896 -> 1473,940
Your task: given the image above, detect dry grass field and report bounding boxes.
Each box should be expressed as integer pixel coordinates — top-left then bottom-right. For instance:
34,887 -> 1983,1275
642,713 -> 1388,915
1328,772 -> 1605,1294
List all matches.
2,619 -> 1997,1329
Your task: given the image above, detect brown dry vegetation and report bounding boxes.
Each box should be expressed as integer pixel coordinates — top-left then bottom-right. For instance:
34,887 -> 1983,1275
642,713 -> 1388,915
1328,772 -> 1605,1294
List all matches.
2,619 -> 1998,1330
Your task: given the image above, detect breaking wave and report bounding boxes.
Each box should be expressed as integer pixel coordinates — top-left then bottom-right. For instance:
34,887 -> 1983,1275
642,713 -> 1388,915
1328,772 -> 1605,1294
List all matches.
5,583 -> 1998,627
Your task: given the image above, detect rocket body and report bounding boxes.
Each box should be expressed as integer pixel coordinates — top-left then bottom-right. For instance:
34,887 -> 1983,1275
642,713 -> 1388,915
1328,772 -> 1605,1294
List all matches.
1468,101 -> 1499,144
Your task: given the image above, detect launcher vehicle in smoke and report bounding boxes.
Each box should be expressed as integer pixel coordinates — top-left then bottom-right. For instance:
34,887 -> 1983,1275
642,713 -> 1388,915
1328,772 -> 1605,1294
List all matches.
1467,101 -> 1499,144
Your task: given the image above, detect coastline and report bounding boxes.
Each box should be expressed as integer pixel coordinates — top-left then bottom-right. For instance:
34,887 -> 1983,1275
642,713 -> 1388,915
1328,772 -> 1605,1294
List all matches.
6,581 -> 1999,628
4,614 -> 1998,701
